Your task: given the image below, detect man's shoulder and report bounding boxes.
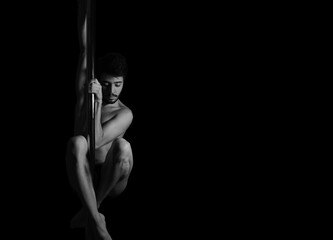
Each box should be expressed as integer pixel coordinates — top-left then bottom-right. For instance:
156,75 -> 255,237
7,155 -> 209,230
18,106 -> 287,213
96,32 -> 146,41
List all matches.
118,105 -> 133,122
119,101 -> 132,116
120,106 -> 132,117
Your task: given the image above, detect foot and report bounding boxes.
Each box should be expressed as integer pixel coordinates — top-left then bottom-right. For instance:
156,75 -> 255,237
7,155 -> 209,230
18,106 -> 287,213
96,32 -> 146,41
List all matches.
70,208 -> 88,228
86,213 -> 112,240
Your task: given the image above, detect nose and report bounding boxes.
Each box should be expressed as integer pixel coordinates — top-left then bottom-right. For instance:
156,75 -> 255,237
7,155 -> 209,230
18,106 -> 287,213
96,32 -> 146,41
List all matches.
107,84 -> 118,97
111,85 -> 117,95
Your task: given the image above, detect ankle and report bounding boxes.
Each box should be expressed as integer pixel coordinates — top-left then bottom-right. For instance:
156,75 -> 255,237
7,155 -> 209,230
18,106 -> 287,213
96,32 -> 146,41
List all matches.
86,210 -> 100,222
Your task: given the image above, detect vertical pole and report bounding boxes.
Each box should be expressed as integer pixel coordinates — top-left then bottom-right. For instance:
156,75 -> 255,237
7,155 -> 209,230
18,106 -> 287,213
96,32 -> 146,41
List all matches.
86,0 -> 96,184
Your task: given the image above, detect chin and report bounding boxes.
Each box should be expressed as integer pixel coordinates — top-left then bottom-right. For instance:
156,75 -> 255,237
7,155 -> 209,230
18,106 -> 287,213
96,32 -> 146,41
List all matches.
106,99 -> 118,104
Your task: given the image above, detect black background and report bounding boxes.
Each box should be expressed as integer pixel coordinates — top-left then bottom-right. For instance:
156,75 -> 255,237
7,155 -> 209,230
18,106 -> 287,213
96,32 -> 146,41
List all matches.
1,1 -> 294,239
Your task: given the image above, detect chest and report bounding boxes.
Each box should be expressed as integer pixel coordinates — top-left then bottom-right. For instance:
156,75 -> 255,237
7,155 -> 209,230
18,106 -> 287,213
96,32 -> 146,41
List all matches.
101,108 -> 121,124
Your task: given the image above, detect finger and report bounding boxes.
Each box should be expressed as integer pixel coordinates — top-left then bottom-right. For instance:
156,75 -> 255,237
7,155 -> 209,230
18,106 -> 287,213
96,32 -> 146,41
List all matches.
92,83 -> 101,89
90,80 -> 101,87
91,88 -> 101,94
94,79 -> 101,85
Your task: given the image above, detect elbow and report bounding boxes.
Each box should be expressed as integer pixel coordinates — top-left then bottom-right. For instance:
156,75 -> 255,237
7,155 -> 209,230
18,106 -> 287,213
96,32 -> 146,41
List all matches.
95,142 -> 103,150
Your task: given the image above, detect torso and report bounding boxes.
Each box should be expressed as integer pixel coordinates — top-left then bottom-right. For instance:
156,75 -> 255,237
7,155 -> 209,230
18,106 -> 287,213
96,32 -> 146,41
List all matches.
94,100 -> 128,164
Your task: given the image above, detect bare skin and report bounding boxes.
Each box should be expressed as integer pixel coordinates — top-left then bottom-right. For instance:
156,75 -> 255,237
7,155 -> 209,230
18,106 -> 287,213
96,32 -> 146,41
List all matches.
66,1 -> 133,239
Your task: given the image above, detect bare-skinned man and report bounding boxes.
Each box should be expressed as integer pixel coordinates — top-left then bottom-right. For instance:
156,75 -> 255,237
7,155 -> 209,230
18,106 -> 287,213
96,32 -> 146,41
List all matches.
65,1 -> 134,239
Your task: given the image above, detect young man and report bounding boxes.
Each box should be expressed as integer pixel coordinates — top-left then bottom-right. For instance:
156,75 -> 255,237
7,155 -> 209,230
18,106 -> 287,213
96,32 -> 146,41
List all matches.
65,1 -> 134,239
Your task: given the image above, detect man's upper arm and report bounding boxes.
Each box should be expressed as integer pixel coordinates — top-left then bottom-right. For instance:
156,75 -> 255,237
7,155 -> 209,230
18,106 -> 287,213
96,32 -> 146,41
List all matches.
97,108 -> 133,148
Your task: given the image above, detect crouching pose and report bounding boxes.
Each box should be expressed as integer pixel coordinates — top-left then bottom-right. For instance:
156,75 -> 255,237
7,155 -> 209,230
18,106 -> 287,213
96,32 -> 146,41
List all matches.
66,1 -> 133,239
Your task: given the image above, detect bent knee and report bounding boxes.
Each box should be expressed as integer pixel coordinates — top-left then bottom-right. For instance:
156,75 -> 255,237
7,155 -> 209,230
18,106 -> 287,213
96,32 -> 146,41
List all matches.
113,138 -> 132,154
67,135 -> 88,159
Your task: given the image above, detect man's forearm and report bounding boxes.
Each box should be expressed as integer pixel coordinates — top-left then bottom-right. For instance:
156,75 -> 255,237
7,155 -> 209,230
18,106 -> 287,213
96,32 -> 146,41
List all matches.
94,100 -> 103,148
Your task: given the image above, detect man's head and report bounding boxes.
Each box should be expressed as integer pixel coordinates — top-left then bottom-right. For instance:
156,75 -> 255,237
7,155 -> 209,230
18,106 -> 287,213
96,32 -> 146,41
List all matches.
96,52 -> 128,104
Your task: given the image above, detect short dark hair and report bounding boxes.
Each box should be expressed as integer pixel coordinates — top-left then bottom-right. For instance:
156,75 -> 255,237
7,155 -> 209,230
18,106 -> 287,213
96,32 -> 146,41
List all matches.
96,52 -> 128,79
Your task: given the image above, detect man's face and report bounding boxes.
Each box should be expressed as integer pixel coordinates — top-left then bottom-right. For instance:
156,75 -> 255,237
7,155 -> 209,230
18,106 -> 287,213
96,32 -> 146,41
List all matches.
100,75 -> 124,104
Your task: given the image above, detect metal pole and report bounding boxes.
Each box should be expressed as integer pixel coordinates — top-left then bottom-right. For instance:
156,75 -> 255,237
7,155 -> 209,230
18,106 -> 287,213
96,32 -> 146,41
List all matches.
86,0 -> 96,184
